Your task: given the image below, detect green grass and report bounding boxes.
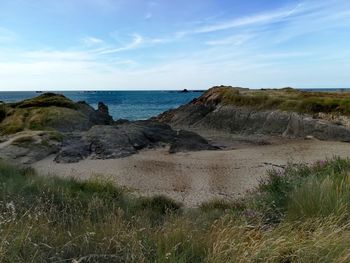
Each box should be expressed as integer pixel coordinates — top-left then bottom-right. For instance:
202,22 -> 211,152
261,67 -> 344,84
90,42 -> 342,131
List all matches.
0,93 -> 90,135
10,93 -> 77,110
0,106 -> 89,135
209,86 -> 350,115
2,158 -> 350,262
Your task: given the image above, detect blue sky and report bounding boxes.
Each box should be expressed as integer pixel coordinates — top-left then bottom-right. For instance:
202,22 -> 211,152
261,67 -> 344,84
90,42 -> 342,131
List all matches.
0,0 -> 349,90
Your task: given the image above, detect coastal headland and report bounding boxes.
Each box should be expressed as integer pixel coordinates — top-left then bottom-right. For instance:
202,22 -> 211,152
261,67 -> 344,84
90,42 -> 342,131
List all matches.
2,86 -> 350,206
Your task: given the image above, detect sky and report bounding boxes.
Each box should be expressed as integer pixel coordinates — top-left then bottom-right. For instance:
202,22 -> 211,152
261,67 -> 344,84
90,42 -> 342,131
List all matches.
0,0 -> 350,91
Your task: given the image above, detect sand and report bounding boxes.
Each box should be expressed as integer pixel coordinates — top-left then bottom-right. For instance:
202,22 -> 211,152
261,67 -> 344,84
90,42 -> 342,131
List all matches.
32,138 -> 350,207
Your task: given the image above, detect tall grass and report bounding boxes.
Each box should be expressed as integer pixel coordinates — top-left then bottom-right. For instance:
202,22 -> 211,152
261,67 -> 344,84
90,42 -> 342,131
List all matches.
2,158 -> 350,262
218,87 -> 350,115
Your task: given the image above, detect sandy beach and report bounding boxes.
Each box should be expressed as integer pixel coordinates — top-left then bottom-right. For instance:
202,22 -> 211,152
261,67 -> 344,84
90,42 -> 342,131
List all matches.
33,138 -> 350,207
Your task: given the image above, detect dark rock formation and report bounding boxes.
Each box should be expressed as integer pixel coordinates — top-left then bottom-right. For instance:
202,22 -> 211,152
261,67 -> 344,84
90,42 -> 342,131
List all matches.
169,130 -> 219,153
96,102 -> 114,125
54,134 -> 90,163
156,87 -> 350,142
0,93 -> 114,135
54,121 -> 217,163
0,131 -> 61,165
0,91 -> 231,165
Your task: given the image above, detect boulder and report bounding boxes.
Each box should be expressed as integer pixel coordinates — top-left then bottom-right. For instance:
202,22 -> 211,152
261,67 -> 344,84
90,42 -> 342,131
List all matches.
54,121 -> 218,163
169,130 -> 219,153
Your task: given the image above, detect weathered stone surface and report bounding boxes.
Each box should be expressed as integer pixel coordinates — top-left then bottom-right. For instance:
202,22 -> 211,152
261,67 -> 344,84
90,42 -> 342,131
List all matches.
54,134 -> 90,163
54,121 -> 217,163
169,130 -> 219,153
0,131 -> 61,165
156,89 -> 350,142
0,92 -> 228,164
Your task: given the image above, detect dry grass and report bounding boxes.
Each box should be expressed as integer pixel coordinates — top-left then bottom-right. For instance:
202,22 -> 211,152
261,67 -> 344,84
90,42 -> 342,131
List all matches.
0,107 -> 89,135
1,158 -> 350,262
210,86 -> 350,115
0,93 -> 91,135
10,92 -> 77,109
208,216 -> 350,263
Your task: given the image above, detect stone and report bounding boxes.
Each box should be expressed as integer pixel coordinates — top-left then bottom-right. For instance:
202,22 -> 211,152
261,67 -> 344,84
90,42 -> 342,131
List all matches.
156,88 -> 350,142
53,121 -> 217,163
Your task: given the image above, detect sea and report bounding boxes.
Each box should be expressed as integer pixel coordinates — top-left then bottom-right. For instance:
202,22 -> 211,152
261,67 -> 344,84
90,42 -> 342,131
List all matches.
0,91 -> 203,120
1,88 -> 349,121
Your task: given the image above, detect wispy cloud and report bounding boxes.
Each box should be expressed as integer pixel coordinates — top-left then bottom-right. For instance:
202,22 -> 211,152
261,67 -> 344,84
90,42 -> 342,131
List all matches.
23,50 -> 93,61
198,4 -> 302,33
206,34 -> 254,46
176,3 -> 303,38
1,0 -> 350,90
81,36 -> 105,47
96,34 -> 143,55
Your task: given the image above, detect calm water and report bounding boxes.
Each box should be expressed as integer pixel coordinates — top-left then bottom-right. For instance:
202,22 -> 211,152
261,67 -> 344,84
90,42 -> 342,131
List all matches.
2,89 -> 348,120
0,91 -> 203,120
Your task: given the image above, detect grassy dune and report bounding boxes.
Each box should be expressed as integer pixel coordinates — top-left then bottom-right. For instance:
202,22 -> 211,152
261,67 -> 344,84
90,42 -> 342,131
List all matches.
208,86 -> 350,115
1,158 -> 350,262
0,93 -> 90,135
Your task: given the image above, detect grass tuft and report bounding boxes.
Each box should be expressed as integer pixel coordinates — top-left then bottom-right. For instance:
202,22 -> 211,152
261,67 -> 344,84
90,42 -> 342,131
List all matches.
2,157 -> 350,261
209,86 -> 350,115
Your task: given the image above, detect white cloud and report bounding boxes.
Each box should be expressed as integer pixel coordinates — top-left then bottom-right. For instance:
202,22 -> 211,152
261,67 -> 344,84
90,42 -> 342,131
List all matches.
97,34 -> 143,55
206,34 -> 254,46
81,36 -> 105,47
23,50 -> 93,61
197,4 -> 301,33
1,0 -> 350,90
175,3 -> 303,38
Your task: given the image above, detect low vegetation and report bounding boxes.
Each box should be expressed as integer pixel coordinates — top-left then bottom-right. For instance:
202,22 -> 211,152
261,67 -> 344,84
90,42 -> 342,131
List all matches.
211,86 -> 350,115
0,106 -> 90,135
10,93 -> 77,110
1,158 -> 350,262
0,93 -> 91,135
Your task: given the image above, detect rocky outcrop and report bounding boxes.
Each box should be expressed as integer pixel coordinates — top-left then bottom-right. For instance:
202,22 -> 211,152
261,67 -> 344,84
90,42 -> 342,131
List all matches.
156,87 -> 350,142
0,93 -> 113,135
55,121 -> 218,163
0,131 -> 61,165
0,92 -> 217,165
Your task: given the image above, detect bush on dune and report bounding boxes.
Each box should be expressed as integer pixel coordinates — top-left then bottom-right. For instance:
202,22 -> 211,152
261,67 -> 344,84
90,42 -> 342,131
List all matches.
2,158 -> 350,262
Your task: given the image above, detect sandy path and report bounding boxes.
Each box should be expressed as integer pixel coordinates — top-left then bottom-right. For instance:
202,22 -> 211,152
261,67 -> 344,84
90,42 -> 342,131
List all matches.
33,139 -> 350,207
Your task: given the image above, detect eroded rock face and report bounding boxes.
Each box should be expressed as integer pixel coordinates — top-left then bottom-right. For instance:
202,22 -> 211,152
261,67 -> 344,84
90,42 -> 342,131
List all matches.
156,89 -> 350,142
0,131 -> 61,165
54,121 -> 217,163
0,93 -> 218,165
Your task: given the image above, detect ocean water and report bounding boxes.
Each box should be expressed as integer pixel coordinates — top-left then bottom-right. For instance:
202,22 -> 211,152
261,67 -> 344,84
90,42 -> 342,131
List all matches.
0,91 -> 203,120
